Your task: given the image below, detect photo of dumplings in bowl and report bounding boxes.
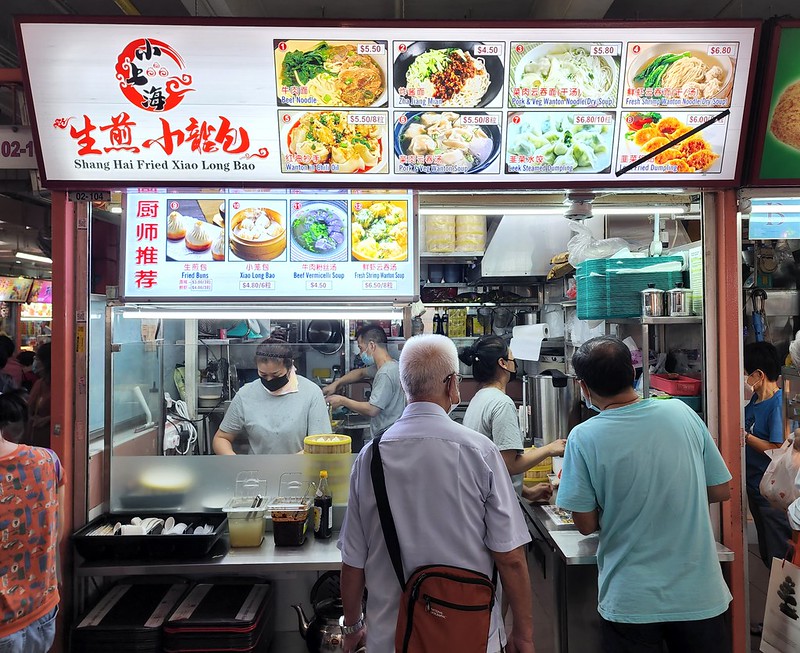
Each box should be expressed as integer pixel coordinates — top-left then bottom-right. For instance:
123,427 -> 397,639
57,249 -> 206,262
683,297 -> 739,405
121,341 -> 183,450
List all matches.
351,201 -> 408,261
395,111 -> 501,174
229,207 -> 286,261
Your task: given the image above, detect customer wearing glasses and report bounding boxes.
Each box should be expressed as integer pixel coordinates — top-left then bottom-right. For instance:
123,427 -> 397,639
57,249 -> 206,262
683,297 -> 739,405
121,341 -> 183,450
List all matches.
339,334 -> 534,653
460,335 -> 566,503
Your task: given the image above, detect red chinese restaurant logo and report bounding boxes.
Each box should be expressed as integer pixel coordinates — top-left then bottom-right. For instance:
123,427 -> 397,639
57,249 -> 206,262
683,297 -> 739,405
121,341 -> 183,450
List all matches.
115,38 -> 193,112
51,36 -> 269,164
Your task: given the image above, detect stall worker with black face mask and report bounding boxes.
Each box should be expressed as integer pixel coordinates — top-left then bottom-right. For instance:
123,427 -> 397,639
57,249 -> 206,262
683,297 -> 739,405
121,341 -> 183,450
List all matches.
213,338 -> 332,455
460,335 -> 566,502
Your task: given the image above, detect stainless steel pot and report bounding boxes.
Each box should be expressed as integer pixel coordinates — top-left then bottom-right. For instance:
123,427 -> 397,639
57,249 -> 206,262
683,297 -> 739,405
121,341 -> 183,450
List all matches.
666,282 -> 693,316
530,370 -> 582,446
641,283 -> 665,317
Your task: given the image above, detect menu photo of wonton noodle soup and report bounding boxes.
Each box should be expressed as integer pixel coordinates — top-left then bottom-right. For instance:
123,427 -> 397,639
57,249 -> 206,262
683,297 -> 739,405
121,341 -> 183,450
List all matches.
623,41 -> 736,108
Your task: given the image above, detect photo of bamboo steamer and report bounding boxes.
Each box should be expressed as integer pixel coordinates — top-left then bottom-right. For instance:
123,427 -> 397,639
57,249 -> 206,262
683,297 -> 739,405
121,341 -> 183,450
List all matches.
228,206 -> 287,261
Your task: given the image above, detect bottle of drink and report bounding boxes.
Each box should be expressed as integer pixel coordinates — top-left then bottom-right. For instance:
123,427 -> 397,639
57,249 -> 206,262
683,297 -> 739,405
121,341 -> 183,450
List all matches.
441,308 -> 449,337
313,470 -> 333,540
433,309 -> 442,335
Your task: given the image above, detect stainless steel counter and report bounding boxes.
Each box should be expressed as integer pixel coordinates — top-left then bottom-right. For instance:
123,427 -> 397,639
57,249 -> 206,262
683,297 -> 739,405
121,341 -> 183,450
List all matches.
75,533 -> 343,577
520,501 -> 734,565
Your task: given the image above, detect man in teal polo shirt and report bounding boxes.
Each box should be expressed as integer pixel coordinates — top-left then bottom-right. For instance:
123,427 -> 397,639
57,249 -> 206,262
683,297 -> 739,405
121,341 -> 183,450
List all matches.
557,336 -> 733,653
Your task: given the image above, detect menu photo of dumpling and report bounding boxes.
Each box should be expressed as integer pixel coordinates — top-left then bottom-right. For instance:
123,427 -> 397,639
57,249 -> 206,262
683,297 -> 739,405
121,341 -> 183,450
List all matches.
351,200 -> 408,262
278,110 -> 389,174
618,111 -> 725,174
227,200 -> 288,262
165,198 -> 226,263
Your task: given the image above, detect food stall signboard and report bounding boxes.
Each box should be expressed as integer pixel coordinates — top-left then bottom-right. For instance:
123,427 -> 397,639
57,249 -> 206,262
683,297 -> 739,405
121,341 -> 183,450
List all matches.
17,19 -> 757,188
27,279 -> 52,304
751,22 -> 800,185
0,277 -> 34,302
121,189 -> 415,301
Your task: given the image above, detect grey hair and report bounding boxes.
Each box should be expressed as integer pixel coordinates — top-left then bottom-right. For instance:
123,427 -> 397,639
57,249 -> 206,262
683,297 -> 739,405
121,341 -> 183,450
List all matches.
399,334 -> 459,401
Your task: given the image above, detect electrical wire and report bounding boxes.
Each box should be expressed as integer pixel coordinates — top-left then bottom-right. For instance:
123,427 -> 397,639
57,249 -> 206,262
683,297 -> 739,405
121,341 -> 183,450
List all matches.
166,396 -> 198,455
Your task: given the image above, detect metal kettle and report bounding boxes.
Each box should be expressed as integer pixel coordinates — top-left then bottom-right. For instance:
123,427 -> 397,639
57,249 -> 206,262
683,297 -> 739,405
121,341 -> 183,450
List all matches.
292,598 -> 365,652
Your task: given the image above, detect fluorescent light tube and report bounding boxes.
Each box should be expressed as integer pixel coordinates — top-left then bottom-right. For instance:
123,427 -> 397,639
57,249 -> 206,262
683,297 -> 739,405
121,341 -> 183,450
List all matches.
418,206 -> 687,216
123,308 -> 404,320
15,252 -> 53,264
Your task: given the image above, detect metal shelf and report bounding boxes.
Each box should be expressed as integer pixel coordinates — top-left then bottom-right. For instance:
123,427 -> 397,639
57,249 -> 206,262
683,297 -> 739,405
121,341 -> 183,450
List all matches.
421,251 -> 483,259
422,282 -> 472,288
608,315 -> 703,325
423,302 -> 538,308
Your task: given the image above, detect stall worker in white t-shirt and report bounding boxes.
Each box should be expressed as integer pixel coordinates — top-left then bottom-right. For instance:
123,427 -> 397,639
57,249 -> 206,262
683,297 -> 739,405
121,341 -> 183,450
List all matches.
213,338 -> 331,455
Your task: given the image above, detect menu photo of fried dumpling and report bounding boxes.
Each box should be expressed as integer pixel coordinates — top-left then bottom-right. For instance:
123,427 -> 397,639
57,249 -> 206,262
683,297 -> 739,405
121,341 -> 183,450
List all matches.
167,211 -> 187,240
184,221 -> 213,252
770,80 -> 800,151
211,231 -> 225,261
623,112 -> 721,173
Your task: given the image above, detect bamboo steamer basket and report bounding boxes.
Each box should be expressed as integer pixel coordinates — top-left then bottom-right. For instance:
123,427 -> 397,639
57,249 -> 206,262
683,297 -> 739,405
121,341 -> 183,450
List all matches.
304,433 -> 352,455
230,207 -> 286,261
524,448 -> 552,484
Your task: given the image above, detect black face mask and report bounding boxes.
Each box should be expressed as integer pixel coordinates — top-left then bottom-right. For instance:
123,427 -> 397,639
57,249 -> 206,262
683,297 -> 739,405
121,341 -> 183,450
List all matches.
261,374 -> 289,393
503,359 -> 517,382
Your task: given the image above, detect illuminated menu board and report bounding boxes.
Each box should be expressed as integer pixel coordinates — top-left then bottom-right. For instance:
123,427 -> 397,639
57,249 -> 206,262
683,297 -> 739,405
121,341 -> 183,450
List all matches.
121,190 -> 415,301
0,277 -> 33,302
27,279 -> 52,304
17,20 -> 757,187
750,21 -> 800,185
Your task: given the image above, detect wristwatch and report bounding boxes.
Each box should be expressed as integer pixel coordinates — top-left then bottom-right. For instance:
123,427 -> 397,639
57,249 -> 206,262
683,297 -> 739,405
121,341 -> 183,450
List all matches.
339,614 -> 365,635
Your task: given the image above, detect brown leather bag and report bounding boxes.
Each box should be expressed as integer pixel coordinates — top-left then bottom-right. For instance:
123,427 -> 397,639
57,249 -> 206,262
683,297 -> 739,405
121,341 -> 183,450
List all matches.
371,434 -> 497,653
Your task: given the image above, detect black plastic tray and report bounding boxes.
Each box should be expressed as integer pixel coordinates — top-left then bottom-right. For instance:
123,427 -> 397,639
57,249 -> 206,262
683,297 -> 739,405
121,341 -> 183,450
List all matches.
73,512 -> 228,561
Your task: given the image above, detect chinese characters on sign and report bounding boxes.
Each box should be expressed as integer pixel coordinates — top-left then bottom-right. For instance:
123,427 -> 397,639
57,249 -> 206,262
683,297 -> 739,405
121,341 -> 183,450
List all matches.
123,190 -> 415,301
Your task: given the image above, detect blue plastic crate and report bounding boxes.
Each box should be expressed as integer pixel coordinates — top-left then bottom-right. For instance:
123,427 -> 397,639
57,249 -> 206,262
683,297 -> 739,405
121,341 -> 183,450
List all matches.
576,256 -> 684,320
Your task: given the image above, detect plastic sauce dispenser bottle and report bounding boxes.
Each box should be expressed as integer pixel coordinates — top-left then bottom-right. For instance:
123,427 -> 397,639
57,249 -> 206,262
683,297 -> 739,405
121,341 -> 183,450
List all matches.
313,470 -> 333,539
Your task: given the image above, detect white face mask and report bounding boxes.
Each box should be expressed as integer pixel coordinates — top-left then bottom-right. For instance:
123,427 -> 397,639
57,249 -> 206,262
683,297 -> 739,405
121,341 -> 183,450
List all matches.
744,374 -> 754,394
581,387 -> 600,413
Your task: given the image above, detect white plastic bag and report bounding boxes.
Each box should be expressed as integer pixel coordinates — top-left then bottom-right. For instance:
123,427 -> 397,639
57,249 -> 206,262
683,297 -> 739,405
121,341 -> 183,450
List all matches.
567,221 -> 630,265
760,439 -> 800,511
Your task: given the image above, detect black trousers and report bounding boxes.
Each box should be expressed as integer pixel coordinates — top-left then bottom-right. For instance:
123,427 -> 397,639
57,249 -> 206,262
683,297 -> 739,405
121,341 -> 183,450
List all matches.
600,613 -> 730,653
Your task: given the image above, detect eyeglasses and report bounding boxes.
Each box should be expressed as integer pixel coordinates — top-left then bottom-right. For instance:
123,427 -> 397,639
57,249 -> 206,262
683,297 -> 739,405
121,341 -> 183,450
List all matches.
443,373 -> 464,385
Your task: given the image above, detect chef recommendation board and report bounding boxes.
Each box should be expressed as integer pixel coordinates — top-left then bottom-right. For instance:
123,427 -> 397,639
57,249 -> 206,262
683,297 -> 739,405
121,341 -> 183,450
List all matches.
17,20 -> 756,187
121,189 -> 415,302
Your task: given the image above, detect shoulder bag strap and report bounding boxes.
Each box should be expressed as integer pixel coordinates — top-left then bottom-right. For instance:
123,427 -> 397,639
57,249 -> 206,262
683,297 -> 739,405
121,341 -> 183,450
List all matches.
370,434 -> 406,588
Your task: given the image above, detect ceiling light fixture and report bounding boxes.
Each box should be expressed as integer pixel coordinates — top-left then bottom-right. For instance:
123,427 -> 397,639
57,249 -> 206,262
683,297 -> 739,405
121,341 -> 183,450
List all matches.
418,206 -> 688,216
111,207 -> 123,214
15,251 -> 52,264
122,306 -> 404,321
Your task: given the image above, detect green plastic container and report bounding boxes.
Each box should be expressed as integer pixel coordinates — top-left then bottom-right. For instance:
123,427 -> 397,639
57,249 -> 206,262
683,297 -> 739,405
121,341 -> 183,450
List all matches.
576,256 -> 684,320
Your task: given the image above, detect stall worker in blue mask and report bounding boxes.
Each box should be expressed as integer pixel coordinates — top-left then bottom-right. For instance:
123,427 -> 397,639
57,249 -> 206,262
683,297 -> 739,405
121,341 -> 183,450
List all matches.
213,338 -> 331,455
324,324 -> 405,442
